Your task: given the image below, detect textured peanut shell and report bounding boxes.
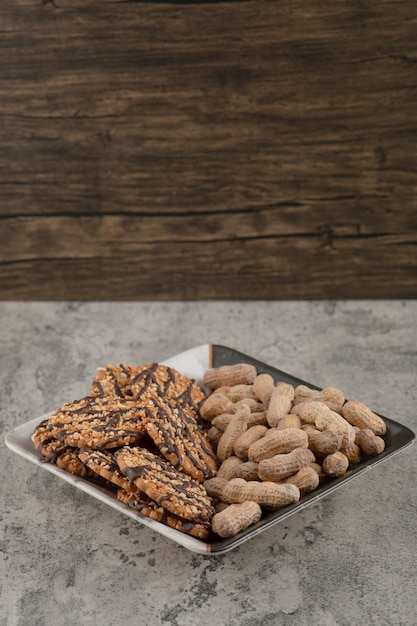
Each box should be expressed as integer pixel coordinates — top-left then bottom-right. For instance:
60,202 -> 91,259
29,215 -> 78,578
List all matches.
234,398 -> 264,413
216,455 -> 244,480
295,400 -> 330,423
216,405 -> 250,463
306,429 -> 343,456
294,386 -> 344,406
212,501 -> 262,538
314,410 -> 356,447
203,476 -> 229,499
211,412 -> 234,432
253,373 -> 275,405
214,500 -> 230,513
301,423 -> 318,433
222,384 -> 256,403
222,478 -> 300,509
199,393 -> 234,421
292,397 -> 312,408
257,448 -> 315,482
341,442 -> 362,464
318,387 -> 345,405
322,451 -> 349,477
355,428 -> 386,455
246,411 -> 268,428
293,397 -> 343,415
236,461 -> 260,481
276,414 -> 302,430
282,466 -> 320,495
342,399 -> 387,436
310,462 -> 326,482
207,425 -> 222,448
319,401 -> 344,415
294,384 -> 316,399
248,427 -> 308,463
275,382 -> 296,399
203,364 -> 257,390
234,425 -> 268,459
266,389 -> 293,428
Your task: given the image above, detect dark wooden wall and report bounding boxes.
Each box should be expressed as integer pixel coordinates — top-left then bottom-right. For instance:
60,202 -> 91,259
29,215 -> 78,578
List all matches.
1,0 -> 417,300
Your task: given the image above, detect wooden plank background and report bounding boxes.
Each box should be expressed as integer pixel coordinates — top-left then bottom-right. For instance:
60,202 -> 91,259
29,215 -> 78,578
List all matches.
1,0 -> 416,300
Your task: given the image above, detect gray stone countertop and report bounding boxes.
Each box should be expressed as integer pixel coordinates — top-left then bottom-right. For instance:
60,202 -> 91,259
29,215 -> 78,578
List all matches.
1,301 -> 416,626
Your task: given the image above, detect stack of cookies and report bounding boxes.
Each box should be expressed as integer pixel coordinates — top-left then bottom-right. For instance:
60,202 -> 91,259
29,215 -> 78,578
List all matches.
32,363 -> 219,540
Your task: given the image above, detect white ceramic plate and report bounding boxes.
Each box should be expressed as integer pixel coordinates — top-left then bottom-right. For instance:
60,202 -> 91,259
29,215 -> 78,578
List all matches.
5,344 -> 415,555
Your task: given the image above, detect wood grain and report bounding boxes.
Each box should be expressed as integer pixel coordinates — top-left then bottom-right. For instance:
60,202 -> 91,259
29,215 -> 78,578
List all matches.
1,0 -> 416,299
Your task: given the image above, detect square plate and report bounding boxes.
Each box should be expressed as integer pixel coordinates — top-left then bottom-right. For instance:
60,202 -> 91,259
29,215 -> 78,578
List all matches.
5,344 -> 415,555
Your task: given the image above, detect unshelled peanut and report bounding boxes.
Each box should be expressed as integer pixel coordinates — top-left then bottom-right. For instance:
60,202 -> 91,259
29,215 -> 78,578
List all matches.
246,411 -> 268,428
248,427 -> 308,463
253,373 -> 275,406
277,414 -> 302,430
236,461 -> 260,481
202,362 -> 389,539
235,397 -> 264,413
340,442 -> 361,464
216,404 -> 250,463
200,393 -> 234,421
294,385 -> 345,406
306,429 -> 343,457
257,448 -> 315,482
322,451 -> 349,477
203,476 -> 229,499
212,502 -> 262,538
203,363 -> 257,390
211,412 -> 234,433
355,428 -> 385,455
314,409 -> 356,448
266,383 -> 295,427
222,478 -> 300,509
207,425 -> 222,448
342,399 -> 387,436
216,455 -> 244,480
234,425 -> 268,459
215,384 -> 255,403
282,466 -> 320,495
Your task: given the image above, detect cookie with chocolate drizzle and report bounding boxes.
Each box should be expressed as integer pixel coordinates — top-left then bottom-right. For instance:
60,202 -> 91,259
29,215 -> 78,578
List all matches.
32,418 -> 61,454
117,488 -> 212,540
129,363 -> 207,417
46,396 -> 148,450
78,448 -> 138,492
55,448 -> 95,478
90,363 -> 136,398
90,363 -> 207,418
115,446 -> 215,524
142,395 -> 218,482
31,361 -> 217,541
32,420 -> 94,478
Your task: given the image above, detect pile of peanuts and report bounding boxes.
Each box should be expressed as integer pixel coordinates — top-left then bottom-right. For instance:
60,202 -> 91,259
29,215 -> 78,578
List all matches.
201,363 -> 387,538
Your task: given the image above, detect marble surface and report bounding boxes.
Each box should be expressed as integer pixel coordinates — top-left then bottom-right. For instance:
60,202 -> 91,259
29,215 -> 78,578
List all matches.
1,301 -> 416,626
